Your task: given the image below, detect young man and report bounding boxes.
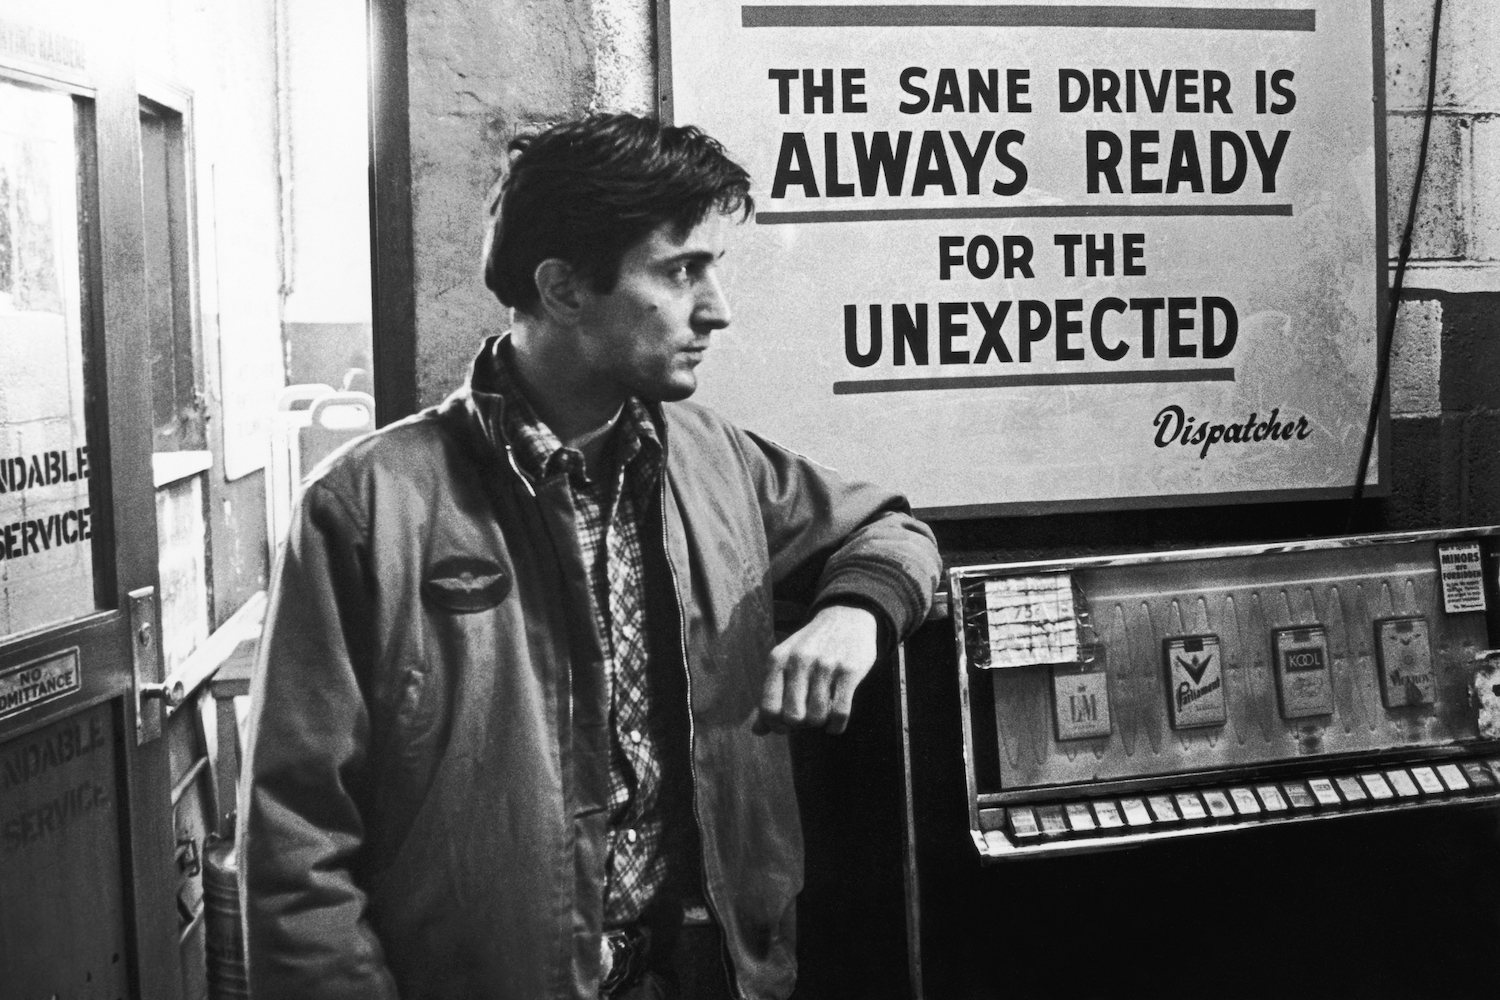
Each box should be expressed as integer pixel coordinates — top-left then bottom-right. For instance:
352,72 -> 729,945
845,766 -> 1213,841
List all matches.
240,114 -> 940,1000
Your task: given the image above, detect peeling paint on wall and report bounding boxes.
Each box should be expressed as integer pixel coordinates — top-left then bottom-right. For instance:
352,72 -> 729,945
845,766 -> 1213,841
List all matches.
592,0 -> 654,115
408,0 -> 600,404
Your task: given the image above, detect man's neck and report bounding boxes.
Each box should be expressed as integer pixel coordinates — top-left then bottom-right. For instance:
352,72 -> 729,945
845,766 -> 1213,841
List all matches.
567,408 -> 624,482
507,320 -> 627,446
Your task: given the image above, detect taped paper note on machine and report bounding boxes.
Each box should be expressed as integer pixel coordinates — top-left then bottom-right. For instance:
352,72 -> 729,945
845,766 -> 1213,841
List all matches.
983,574 -> 1082,668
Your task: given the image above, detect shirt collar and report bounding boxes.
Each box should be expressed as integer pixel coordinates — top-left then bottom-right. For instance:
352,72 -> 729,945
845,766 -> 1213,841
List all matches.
471,334 -> 662,484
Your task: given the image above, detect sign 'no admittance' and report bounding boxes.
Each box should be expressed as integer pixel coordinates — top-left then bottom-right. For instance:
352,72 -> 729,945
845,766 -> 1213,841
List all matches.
667,1 -> 1385,515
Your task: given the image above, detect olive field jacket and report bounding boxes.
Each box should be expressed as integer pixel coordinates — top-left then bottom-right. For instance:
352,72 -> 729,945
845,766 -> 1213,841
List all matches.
240,348 -> 940,1000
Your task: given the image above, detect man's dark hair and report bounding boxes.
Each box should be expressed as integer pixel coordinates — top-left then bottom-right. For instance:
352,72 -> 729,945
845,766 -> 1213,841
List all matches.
484,114 -> 753,313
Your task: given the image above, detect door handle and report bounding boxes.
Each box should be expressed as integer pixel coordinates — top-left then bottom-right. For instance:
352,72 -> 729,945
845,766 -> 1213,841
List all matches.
130,586 -> 168,744
140,679 -> 186,709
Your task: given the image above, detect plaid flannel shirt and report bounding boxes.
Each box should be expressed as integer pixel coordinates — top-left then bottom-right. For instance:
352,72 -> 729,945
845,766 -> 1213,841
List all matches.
485,350 -> 670,927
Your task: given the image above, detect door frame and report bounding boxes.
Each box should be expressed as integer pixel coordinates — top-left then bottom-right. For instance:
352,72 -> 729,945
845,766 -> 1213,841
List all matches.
0,9 -> 180,998
367,0 -> 418,428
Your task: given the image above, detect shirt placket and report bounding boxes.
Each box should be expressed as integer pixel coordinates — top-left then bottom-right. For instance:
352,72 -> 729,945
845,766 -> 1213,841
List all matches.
489,367 -> 667,925
603,440 -> 670,923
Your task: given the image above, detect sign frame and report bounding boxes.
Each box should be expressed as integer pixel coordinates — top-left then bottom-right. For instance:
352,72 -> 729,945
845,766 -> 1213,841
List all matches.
0,646 -> 80,721
659,0 -> 1391,518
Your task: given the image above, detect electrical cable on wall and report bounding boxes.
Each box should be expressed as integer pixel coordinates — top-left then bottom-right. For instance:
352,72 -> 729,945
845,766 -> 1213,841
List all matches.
1351,0 -> 1445,512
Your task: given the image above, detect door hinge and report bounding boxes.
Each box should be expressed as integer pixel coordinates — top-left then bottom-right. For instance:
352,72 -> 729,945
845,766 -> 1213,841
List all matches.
130,586 -> 180,744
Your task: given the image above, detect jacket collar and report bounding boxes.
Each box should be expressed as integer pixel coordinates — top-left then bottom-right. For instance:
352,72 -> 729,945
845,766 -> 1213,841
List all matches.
463,334 -> 667,483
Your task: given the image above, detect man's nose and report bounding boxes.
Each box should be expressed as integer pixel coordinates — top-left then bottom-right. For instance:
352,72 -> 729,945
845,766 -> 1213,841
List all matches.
694,271 -> 732,330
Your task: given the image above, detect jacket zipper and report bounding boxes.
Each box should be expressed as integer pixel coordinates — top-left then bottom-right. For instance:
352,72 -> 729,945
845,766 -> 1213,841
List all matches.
514,425 -> 736,993
659,473 -> 741,1000
505,443 -> 537,498
507,408 -> 738,994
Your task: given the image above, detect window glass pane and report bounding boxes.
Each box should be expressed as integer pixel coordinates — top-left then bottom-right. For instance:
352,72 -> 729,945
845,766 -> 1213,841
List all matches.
140,107 -> 178,445
0,79 -> 95,635
139,102 -> 202,453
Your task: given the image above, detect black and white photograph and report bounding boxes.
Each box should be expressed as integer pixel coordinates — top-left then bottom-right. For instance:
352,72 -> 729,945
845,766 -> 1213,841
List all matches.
1,1 -> 1498,998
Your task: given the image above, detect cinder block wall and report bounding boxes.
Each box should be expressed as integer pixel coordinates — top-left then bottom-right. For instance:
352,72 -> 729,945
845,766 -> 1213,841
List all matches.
403,0 -> 1500,538
1386,0 -> 1500,530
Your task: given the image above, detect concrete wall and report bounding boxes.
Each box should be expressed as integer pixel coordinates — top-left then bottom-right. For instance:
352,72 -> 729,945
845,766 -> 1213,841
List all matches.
405,0 -> 653,404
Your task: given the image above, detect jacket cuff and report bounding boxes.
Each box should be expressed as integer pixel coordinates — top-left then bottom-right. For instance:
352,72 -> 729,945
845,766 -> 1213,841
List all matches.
812,570 -> 924,643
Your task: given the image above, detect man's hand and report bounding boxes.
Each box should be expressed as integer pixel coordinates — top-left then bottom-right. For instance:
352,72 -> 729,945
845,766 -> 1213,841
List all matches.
756,603 -> 879,736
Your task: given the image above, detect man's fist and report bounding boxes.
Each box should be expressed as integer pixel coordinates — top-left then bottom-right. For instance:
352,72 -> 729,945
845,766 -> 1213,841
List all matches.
755,603 -> 879,735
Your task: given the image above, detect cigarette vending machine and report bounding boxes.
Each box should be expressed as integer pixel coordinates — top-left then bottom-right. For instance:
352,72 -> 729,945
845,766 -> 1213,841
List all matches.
893,526 -> 1500,999
944,527 -> 1500,859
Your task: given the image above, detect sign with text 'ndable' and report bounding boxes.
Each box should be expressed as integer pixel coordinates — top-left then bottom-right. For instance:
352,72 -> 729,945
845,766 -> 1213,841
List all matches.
0,82 -> 96,633
667,1 -> 1385,514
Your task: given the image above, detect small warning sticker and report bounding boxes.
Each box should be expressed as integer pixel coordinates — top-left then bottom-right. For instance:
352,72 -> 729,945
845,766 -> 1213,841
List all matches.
0,648 -> 81,720
1437,542 -> 1487,614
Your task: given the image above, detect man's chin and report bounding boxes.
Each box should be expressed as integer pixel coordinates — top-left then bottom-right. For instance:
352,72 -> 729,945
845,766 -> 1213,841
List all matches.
644,376 -> 698,403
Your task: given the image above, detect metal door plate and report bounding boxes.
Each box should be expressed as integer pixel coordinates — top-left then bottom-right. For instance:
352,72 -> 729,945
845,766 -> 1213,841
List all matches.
129,587 -> 163,744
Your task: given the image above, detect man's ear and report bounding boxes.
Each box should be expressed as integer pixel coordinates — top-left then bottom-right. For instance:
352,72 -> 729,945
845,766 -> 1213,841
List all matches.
533,258 -> 586,321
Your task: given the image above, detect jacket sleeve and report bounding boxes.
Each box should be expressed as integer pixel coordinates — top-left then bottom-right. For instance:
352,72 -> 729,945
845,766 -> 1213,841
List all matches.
238,479 -> 399,1000
737,427 -> 941,640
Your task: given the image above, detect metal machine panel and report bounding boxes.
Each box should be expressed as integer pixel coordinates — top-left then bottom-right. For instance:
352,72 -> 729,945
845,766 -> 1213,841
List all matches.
976,539 -> 1488,792
950,528 -> 1500,860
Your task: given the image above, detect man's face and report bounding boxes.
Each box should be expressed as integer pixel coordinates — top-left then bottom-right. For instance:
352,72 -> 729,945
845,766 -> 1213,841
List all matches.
574,212 -> 732,403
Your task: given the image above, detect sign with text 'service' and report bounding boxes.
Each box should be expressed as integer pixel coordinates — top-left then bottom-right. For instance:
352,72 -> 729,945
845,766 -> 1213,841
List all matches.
0,81 -> 96,633
668,1 -> 1384,514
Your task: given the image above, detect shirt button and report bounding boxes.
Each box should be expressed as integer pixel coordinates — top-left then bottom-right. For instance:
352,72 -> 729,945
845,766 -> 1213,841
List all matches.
629,729 -> 642,745
625,829 -> 639,845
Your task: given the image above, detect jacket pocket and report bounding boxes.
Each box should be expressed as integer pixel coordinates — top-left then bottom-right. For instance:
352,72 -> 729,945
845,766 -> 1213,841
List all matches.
392,666 -> 450,758
396,667 -> 428,729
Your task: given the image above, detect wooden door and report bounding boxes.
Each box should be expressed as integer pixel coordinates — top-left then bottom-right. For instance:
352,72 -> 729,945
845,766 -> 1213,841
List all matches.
0,5 -> 180,998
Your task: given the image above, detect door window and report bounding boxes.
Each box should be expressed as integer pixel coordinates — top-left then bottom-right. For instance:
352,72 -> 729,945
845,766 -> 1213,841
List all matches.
0,79 -> 96,642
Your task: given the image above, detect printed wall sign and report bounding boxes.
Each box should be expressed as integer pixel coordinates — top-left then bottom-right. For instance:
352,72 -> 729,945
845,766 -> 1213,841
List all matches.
0,80 -> 95,634
667,0 -> 1384,514
1437,541 -> 1486,614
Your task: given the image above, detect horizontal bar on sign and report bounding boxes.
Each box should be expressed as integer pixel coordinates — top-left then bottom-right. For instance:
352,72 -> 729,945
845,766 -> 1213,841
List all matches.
741,5 -> 1317,31
757,204 -> 1294,224
832,368 -> 1236,394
